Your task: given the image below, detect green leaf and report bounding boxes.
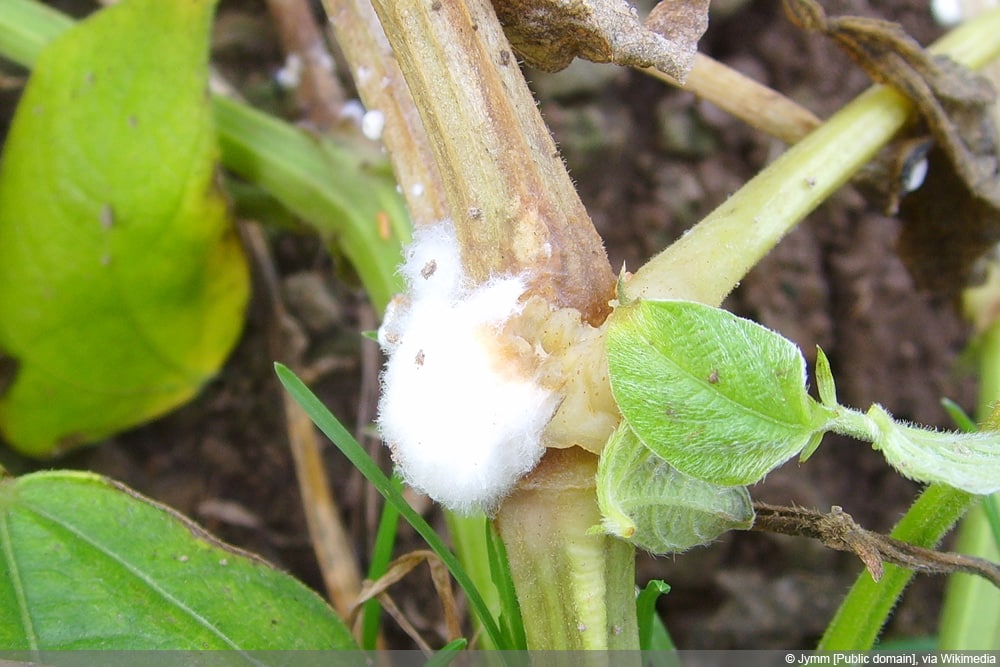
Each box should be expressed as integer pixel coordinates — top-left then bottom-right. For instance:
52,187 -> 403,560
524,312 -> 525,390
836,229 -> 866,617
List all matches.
426,638 -> 469,667
0,470 -> 355,650
815,346 -> 837,407
212,96 -> 408,314
606,300 -> 829,486
941,397 -> 977,433
0,0 -> 249,456
596,421 -> 754,553
0,0 -> 73,67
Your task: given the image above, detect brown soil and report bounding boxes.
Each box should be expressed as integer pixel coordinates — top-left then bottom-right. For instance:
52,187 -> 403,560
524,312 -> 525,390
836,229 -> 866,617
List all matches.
0,0 -> 986,651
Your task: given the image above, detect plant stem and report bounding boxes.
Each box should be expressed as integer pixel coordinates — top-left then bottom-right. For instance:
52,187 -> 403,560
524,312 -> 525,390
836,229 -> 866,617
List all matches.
265,0 -> 346,130
365,0 -> 630,650
938,318 -> 1000,649
368,0 -> 615,324
320,0 -> 450,227
818,484 -> 975,649
494,448 -> 639,651
643,53 -> 822,145
627,7 -> 1000,307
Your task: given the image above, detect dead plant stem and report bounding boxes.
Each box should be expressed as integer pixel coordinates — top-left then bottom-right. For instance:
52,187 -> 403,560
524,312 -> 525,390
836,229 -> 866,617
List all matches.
241,222 -> 364,622
265,0 -> 345,130
321,0 -> 449,228
643,53 -> 822,145
368,0 -> 615,323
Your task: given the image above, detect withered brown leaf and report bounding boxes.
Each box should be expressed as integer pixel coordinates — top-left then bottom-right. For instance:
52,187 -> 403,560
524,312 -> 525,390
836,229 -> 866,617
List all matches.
784,0 -> 1000,292
492,0 -> 708,81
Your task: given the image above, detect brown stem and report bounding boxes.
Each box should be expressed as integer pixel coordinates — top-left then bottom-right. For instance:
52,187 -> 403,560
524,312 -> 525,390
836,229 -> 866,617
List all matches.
752,502 -> 1000,587
266,0 -> 346,130
644,53 -> 822,145
321,0 -> 450,228
368,0 -> 615,323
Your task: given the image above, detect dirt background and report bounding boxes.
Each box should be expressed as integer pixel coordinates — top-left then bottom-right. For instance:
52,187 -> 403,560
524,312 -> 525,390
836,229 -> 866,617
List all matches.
0,0 -> 986,651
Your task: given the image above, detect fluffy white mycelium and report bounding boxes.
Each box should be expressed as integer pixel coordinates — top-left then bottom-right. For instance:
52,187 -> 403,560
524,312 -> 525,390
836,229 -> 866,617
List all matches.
377,221 -> 558,514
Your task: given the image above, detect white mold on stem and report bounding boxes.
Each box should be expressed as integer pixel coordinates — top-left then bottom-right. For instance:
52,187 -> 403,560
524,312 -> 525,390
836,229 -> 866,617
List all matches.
377,221 -> 559,514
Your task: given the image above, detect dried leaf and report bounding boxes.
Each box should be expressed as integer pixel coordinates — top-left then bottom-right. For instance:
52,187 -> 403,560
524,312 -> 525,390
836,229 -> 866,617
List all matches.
897,146 -> 1000,291
492,0 -> 707,81
644,0 -> 709,71
348,550 -> 461,650
783,0 -> 1000,292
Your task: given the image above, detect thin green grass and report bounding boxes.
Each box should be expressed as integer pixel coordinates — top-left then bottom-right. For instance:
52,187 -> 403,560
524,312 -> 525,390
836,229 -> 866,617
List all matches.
360,476 -> 402,650
275,363 -> 508,650
484,520 -> 526,651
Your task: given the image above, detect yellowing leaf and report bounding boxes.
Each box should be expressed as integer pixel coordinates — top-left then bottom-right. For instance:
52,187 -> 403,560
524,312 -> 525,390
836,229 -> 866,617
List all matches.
0,0 -> 249,456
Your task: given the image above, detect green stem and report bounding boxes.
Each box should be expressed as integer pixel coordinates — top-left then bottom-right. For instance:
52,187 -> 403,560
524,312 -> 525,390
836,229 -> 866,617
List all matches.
443,512 -> 504,650
628,8 -> 1000,307
818,484 -> 975,649
938,319 -> 1000,649
494,449 -> 639,651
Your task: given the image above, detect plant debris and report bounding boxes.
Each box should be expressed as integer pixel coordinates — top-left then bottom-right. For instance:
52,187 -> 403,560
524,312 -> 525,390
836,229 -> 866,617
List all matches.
783,0 -> 1000,292
492,0 -> 708,81
349,550 -> 462,653
752,502 -> 1000,586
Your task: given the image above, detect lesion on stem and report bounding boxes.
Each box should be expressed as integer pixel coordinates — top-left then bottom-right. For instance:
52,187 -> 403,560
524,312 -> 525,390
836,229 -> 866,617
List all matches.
368,0 -> 615,324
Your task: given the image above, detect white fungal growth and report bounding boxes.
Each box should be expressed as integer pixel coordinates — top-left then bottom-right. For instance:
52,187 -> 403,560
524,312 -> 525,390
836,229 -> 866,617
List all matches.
377,221 -> 558,514
275,54 -> 303,89
361,109 -> 386,141
930,0 -> 963,26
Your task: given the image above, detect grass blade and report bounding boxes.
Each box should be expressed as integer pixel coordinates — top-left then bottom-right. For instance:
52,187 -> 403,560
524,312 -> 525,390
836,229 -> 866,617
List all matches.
485,520 -> 526,650
360,477 -> 402,650
274,363 -> 505,649
819,483 -> 974,649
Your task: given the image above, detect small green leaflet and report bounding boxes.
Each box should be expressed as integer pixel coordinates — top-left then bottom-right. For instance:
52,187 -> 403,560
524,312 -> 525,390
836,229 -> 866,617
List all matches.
595,421 -> 754,554
606,299 -> 832,486
605,299 -> 1000,495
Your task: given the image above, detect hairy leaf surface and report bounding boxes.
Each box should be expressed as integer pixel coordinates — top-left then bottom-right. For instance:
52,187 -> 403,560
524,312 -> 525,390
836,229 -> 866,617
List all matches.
607,300 -> 828,485
596,421 -> 754,553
